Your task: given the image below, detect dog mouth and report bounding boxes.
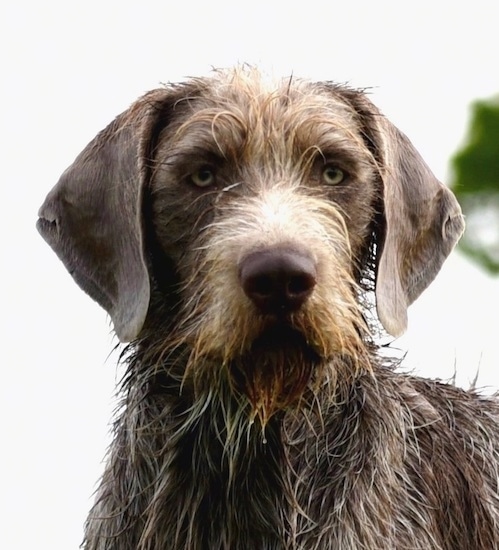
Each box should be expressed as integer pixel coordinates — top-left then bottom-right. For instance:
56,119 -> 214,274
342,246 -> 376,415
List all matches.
229,321 -> 322,424
249,321 -> 318,356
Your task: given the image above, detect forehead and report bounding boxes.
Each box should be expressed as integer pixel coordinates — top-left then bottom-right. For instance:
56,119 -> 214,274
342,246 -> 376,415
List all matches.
196,68 -> 355,119
162,68 -> 366,161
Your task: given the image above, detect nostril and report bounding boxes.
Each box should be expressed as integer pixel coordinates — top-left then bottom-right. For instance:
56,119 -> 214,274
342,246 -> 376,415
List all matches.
288,272 -> 316,297
245,274 -> 275,300
239,248 -> 317,314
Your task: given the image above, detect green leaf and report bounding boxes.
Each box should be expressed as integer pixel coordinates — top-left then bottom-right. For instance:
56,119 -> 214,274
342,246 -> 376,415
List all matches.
452,96 -> 499,274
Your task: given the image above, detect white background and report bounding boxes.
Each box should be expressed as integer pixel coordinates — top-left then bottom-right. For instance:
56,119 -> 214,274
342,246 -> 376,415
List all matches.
2,1 -> 498,548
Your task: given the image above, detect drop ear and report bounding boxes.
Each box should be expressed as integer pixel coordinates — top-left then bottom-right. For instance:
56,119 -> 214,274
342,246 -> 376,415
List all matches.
336,88 -> 465,337
37,89 -> 182,342
374,126 -> 465,337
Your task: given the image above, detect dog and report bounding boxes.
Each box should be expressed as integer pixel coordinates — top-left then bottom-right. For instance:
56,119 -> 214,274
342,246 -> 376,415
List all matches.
37,67 -> 499,549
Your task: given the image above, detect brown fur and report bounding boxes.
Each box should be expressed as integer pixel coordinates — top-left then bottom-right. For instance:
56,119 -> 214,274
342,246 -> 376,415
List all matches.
38,67 -> 499,549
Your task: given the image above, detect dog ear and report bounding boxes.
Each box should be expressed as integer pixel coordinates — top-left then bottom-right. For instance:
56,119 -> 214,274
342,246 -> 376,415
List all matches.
341,90 -> 465,337
37,89 -> 181,342
375,124 -> 464,336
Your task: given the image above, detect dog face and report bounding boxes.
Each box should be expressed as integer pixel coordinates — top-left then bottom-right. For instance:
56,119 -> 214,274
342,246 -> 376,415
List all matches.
37,67 -> 464,348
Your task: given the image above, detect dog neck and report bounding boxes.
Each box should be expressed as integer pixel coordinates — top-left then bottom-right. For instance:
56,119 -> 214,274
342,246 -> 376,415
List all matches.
87,348 -> 384,549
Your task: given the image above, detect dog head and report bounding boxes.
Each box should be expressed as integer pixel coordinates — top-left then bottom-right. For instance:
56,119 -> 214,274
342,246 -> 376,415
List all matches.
37,68 -> 464,344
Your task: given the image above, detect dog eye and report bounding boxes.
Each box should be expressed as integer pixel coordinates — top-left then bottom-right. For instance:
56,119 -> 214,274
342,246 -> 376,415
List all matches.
322,165 -> 346,186
190,167 -> 216,188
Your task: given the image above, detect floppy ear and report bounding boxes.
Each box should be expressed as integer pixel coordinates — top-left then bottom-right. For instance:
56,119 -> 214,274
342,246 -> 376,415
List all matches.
37,89 -> 178,342
343,91 -> 465,337
375,124 -> 464,336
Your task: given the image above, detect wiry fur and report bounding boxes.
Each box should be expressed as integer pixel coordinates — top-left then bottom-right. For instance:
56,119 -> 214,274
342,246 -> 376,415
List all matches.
36,67 -> 499,549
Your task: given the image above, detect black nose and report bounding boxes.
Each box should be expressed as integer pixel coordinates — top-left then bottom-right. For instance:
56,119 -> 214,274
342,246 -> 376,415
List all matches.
239,248 -> 317,314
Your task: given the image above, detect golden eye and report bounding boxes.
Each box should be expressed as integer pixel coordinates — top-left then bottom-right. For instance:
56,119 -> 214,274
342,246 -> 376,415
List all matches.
322,165 -> 346,185
190,167 -> 216,188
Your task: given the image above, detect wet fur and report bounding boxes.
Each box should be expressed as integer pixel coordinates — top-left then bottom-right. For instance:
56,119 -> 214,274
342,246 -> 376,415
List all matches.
88,356 -> 499,549
37,68 -> 498,549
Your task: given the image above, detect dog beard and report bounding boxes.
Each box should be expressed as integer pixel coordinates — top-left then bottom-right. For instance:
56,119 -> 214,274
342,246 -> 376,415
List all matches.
229,323 -> 322,425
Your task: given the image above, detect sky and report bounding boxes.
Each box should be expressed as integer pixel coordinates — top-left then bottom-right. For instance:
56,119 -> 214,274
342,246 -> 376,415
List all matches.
2,1 -> 498,548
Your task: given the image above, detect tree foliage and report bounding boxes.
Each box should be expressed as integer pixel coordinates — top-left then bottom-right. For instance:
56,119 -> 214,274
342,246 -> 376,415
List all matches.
452,97 -> 499,274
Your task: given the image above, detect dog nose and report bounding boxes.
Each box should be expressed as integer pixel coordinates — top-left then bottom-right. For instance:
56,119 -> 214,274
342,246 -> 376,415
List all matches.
239,248 -> 317,314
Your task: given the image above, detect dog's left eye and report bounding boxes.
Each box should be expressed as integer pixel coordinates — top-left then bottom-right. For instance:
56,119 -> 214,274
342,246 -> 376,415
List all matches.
190,167 -> 216,188
322,165 -> 346,186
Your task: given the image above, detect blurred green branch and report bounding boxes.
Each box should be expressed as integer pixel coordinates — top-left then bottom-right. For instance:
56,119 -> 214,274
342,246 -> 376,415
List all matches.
452,96 -> 499,274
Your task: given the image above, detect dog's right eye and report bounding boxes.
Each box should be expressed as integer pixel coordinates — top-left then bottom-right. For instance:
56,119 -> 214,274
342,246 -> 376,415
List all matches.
322,165 -> 346,186
190,167 -> 216,188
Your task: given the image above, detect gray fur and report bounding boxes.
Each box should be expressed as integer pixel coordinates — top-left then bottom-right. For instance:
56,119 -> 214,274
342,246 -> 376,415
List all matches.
37,68 -> 499,550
